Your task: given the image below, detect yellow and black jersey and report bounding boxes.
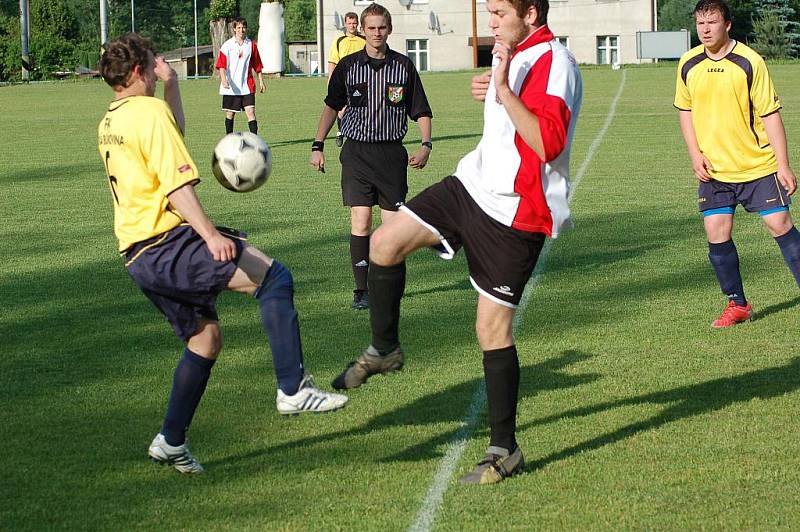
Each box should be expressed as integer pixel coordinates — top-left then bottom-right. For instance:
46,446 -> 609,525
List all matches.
328,33 -> 366,66
674,42 -> 781,183
98,96 -> 199,252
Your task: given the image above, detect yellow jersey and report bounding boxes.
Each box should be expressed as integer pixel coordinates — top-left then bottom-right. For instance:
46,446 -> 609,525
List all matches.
98,96 -> 199,252
328,34 -> 366,66
674,42 -> 781,183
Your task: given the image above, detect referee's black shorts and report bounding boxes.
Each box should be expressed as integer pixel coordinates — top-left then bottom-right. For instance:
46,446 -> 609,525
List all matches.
402,176 -> 545,308
340,139 -> 408,210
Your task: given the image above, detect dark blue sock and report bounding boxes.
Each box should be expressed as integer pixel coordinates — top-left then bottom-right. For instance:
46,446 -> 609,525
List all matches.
708,240 -> 746,306
254,261 -> 304,396
775,226 -> 800,287
161,348 -> 215,446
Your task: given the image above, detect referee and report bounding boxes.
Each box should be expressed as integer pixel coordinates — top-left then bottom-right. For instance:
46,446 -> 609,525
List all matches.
309,2 -> 433,311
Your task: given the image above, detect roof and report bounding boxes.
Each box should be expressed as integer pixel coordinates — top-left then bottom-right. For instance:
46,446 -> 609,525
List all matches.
162,45 -> 214,61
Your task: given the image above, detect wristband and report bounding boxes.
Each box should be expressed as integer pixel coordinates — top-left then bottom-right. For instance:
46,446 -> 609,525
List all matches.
421,141 -> 432,150
311,141 -> 325,152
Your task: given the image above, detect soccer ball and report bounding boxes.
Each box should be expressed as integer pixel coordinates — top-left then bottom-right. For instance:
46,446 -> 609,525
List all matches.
211,132 -> 272,193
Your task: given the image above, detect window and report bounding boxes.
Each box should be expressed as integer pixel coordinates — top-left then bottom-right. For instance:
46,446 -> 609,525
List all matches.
555,36 -> 569,49
407,39 -> 429,72
596,35 -> 619,64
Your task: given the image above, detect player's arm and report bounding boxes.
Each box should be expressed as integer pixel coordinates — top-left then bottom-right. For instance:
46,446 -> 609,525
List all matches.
167,184 -> 236,261
256,70 -> 266,93
154,57 -> 185,135
409,116 -> 432,169
309,105 -> 338,172
471,70 -> 492,102
327,62 -> 337,79
763,112 -> 797,195
678,110 -> 714,182
219,67 -> 229,89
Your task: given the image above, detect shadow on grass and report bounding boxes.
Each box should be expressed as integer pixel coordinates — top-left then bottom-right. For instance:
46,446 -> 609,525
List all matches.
518,357 -> 800,473
752,295 -> 800,322
205,349 -> 599,469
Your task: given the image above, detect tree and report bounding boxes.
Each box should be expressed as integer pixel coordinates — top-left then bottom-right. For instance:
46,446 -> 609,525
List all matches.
283,0 -> 314,42
659,0 -> 697,43
208,0 -> 235,78
752,0 -> 800,56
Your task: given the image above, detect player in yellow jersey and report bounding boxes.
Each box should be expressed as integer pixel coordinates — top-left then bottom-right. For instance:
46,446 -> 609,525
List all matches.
327,11 -> 366,148
97,33 -> 346,474
675,0 -> 800,328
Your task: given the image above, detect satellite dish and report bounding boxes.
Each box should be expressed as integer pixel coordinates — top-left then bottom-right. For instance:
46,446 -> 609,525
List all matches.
398,0 -> 412,9
428,11 -> 440,33
334,12 -> 343,31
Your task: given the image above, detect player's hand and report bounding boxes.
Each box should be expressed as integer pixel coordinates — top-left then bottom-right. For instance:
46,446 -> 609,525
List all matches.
206,232 -> 237,262
492,42 -> 512,102
309,150 -> 326,173
259,80 -> 266,93
471,70 -> 491,102
409,146 -> 430,169
154,56 -> 177,82
777,166 -> 797,195
221,78 -> 230,89
691,152 -> 714,182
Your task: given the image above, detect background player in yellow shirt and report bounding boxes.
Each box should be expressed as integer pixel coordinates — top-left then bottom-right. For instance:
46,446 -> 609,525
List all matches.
97,33 -> 346,474
327,11 -> 366,148
675,0 -> 800,327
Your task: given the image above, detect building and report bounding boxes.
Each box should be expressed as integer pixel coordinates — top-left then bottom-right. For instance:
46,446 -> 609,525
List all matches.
319,0 -> 657,72
162,44 -> 215,79
287,41 -> 321,75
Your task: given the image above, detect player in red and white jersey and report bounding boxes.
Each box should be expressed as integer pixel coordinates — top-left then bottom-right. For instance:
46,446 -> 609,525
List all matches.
331,0 -> 582,485
215,17 -> 265,135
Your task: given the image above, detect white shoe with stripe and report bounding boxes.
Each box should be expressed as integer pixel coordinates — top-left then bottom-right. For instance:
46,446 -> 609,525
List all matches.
276,374 -> 348,415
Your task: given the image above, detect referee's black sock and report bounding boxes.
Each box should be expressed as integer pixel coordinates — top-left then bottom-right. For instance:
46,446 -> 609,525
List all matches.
350,234 -> 370,292
483,345 -> 520,453
248,119 -> 258,135
708,240 -> 747,306
775,226 -> 800,287
161,348 -> 216,447
225,117 -> 234,134
368,261 -> 405,354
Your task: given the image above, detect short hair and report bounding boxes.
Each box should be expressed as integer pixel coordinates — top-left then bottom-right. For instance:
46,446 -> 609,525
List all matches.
344,11 -> 358,21
509,0 -> 549,26
360,3 -> 392,32
231,17 -> 247,29
99,33 -> 154,89
693,0 -> 731,22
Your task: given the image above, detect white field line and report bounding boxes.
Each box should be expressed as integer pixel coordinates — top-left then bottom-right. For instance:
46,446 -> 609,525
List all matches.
408,70 -> 628,532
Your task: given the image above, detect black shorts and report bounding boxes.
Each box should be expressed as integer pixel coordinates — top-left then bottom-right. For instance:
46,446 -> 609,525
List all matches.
340,139 -> 408,210
125,224 -> 247,341
403,176 -> 546,308
222,93 -> 256,112
699,173 -> 791,213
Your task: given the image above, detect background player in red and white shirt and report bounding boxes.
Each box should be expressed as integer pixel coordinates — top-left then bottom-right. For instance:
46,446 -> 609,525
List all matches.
215,17 -> 265,135
330,0 -> 582,485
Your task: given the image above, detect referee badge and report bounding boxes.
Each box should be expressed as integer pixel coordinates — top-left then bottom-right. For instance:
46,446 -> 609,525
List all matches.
387,85 -> 405,104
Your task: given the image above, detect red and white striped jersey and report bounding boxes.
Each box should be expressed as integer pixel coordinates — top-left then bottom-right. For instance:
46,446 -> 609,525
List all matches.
455,26 -> 582,238
215,37 -> 263,95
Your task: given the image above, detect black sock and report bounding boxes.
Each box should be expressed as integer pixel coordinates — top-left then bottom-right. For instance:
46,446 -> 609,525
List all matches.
350,234 -> 370,292
708,240 -> 746,306
775,226 -> 800,287
161,348 -> 216,446
368,261 -> 405,353
336,117 -> 342,132
248,119 -> 258,134
483,346 -> 520,453
225,117 -> 234,134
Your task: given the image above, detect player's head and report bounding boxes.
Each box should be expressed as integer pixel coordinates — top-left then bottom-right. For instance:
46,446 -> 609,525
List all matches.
360,3 -> 392,49
231,17 -> 247,38
487,0 -> 547,49
344,12 -> 359,36
99,33 -> 156,96
693,0 -> 731,49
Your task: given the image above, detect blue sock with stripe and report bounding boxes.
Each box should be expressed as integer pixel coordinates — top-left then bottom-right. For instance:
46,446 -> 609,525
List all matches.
254,261 -> 304,396
708,240 -> 747,306
775,226 -> 800,287
162,348 -> 215,446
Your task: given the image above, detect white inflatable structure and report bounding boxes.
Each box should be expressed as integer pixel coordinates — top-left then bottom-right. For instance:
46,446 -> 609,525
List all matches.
258,2 -> 285,74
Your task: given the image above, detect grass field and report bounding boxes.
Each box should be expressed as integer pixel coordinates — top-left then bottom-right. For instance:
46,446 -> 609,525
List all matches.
2,64 -> 800,530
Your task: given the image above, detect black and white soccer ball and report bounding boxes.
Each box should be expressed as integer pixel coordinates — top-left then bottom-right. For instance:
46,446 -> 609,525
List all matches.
211,132 -> 272,193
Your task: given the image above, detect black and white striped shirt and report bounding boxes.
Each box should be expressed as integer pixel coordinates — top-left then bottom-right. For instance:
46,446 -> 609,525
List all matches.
325,48 -> 432,143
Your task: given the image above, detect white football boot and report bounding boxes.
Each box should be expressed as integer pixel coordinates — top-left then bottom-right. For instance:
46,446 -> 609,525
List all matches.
148,433 -> 205,474
276,375 -> 349,415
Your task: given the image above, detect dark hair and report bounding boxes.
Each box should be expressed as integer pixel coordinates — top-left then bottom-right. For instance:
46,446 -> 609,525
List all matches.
231,17 -> 247,28
99,33 -> 154,89
693,0 -> 731,22
344,11 -> 358,21
360,3 -> 392,32
510,0 -> 549,26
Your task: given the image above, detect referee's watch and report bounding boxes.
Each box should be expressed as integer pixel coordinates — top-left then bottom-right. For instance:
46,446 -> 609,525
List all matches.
421,141 -> 432,150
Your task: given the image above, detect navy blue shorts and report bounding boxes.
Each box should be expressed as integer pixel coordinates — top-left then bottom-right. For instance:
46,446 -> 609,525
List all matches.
340,139 -> 408,210
699,173 -> 791,214
125,224 -> 247,341
402,176 -> 545,308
